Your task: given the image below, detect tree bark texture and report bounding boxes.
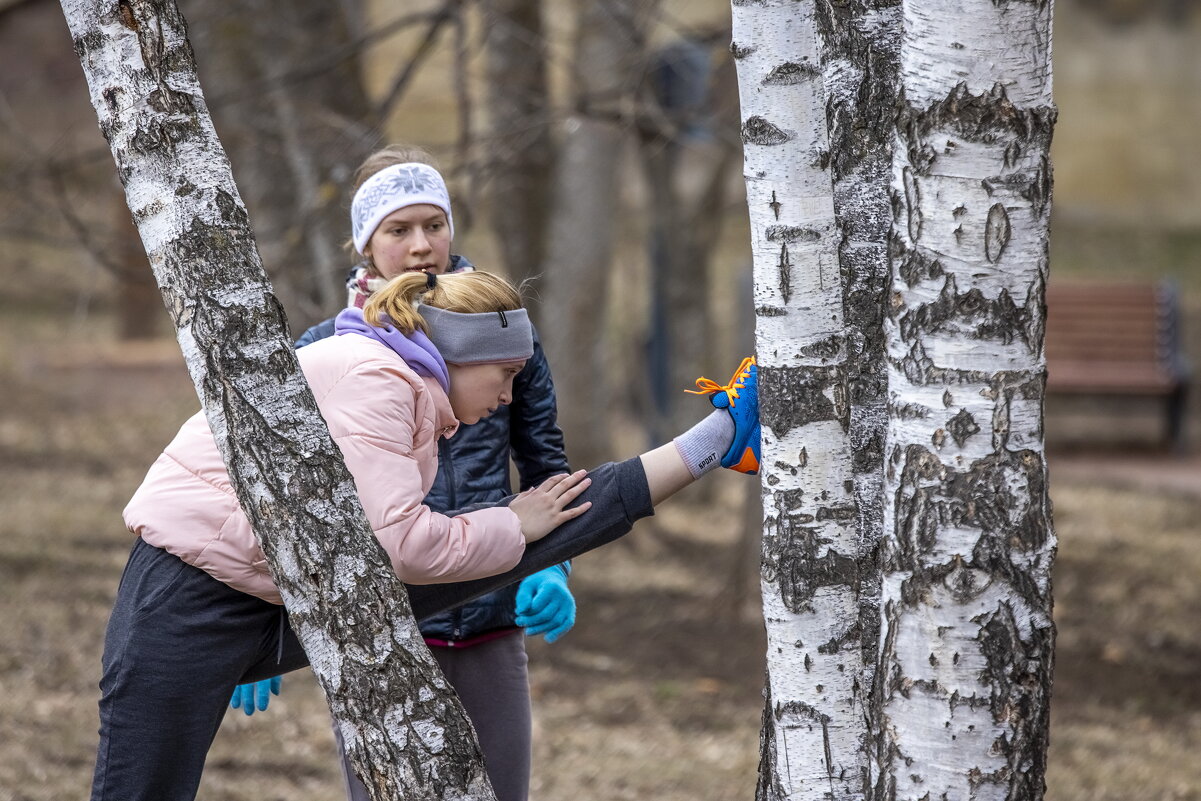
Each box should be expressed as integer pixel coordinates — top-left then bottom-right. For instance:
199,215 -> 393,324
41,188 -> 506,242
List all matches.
813,0 -> 902,784
870,0 -> 1057,798
480,0 -> 552,291
539,0 -> 660,467
61,2 -> 492,798
730,3 -> 867,799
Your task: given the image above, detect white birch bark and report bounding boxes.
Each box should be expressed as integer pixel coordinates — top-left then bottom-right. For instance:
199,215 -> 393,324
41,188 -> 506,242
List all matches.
813,2 -> 902,787
731,3 -> 865,798
871,0 -> 1057,798
60,1 -> 492,798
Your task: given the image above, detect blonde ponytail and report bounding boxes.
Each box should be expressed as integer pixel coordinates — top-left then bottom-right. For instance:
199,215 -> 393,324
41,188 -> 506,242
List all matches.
363,270 -> 524,334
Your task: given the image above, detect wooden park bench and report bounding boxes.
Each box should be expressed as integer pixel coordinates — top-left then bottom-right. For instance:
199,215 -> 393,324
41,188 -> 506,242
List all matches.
1045,281 -> 1190,451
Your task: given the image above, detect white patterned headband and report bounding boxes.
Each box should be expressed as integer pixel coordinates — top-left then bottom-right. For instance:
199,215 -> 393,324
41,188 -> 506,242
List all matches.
351,162 -> 454,254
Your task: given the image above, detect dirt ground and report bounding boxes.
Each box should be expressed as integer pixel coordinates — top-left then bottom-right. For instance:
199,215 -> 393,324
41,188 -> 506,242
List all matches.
2,304 -> 1200,801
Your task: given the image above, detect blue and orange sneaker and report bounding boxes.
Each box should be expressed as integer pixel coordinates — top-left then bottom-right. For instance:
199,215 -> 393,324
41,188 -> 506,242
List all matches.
685,356 -> 761,474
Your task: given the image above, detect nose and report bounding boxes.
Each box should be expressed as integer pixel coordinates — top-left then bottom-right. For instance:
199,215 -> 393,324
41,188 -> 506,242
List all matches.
409,229 -> 431,255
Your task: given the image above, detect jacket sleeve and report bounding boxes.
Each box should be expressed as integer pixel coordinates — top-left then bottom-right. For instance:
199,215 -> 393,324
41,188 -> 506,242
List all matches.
320,360 -> 526,584
507,325 -> 571,490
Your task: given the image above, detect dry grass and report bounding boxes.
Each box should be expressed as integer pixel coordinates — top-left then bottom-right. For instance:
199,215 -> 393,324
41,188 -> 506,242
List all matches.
3,306 -> 1201,800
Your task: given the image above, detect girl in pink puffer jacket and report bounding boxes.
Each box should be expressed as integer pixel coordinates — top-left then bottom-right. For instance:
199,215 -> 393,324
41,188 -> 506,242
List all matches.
90,268 -> 758,801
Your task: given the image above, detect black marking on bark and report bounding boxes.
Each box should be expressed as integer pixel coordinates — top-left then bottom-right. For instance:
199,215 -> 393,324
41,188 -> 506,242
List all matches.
764,61 -> 821,85
887,445 -> 1052,595
902,167 -> 922,242
894,236 -> 943,287
766,225 -> 822,244
896,273 -> 1033,350
946,408 -> 981,446
778,244 -> 793,305
759,365 -> 847,439
773,488 -> 807,516
769,191 -> 782,220
102,87 -> 121,113
756,305 -> 786,317
73,30 -> 106,58
931,429 -> 947,448
817,622 -> 862,655
763,518 -> 860,615
981,174 -> 1031,197
800,335 -> 843,360
1030,154 -> 1054,217
975,600 -> 1055,798
942,390 -> 954,407
147,87 -> 196,116
731,41 -> 756,59
897,82 -> 1056,160
215,188 -> 250,226
817,504 -> 859,523
775,699 -> 832,725
742,116 -> 792,146
892,403 -> 930,421
1003,140 -> 1024,169
757,681 -> 788,801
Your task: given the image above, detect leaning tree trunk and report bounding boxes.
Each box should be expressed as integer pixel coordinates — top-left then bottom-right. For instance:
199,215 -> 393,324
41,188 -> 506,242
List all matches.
61,1 -> 492,799
730,4 -> 869,799
539,0 -> 660,467
869,0 -> 1057,797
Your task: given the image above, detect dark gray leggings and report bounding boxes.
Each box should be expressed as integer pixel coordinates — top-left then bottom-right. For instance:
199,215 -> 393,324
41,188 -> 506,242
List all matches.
90,458 -> 651,801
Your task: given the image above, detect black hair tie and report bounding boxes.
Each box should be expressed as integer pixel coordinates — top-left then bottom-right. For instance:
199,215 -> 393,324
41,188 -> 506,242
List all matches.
425,271 -> 438,289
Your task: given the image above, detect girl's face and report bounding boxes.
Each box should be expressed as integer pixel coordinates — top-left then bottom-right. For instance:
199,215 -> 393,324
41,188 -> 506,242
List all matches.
446,360 -> 526,425
363,204 -> 452,279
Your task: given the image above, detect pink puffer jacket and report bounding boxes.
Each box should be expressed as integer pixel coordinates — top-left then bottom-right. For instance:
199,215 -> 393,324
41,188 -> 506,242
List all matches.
123,334 -> 526,604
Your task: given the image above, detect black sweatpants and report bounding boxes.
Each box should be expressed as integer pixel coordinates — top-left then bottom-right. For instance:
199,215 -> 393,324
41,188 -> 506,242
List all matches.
89,458 -> 652,801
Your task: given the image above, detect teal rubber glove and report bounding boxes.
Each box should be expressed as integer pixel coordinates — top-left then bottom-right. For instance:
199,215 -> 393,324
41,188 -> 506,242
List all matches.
514,566 -> 575,643
230,676 -> 281,716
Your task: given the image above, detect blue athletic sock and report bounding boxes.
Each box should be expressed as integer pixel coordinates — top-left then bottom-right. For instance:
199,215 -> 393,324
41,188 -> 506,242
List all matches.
672,410 -> 736,479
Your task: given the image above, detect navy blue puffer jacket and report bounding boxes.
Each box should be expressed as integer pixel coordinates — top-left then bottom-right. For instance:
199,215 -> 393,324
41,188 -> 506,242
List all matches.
295,259 -> 570,640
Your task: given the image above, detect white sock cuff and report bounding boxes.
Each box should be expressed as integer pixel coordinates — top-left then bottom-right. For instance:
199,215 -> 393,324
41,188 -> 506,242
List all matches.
672,410 -> 735,479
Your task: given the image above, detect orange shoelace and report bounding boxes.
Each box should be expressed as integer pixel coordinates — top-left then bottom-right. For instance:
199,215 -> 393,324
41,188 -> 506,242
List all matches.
685,356 -> 756,407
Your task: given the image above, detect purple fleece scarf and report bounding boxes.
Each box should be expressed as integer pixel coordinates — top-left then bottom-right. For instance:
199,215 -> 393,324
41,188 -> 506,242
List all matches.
334,308 -> 450,392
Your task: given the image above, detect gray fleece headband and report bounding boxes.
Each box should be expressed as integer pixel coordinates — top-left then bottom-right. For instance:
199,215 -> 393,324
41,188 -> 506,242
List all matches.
418,304 -> 533,364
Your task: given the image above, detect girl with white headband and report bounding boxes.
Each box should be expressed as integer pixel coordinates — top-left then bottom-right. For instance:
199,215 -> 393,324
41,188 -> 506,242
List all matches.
286,146 -> 577,801
89,262 -> 761,801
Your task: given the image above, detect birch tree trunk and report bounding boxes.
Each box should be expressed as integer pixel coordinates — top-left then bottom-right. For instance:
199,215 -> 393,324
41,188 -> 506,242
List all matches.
730,4 -> 868,798
870,0 -> 1057,797
61,1 -> 492,798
